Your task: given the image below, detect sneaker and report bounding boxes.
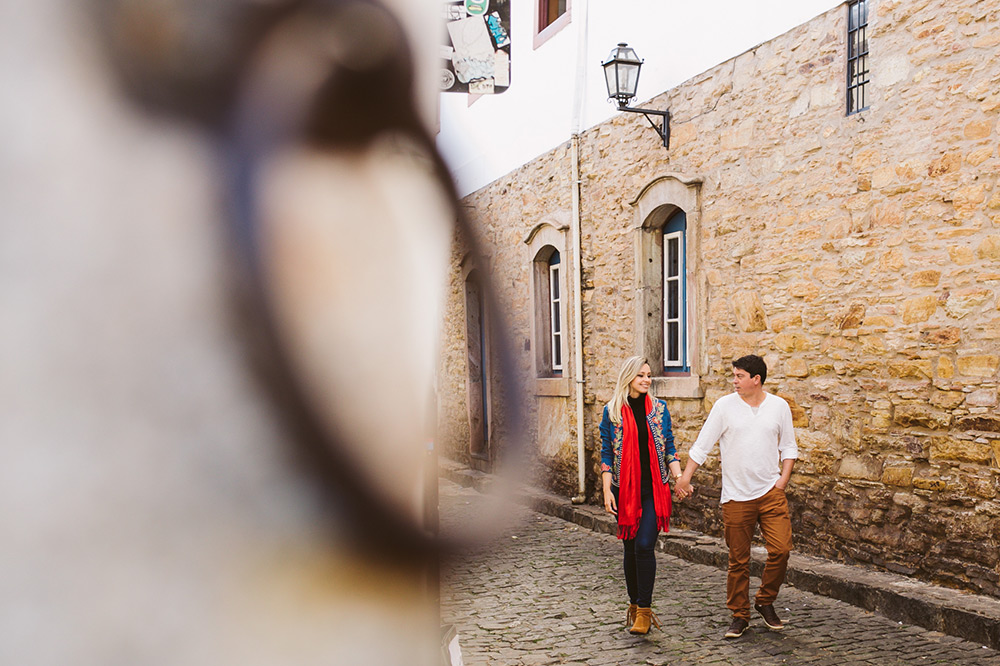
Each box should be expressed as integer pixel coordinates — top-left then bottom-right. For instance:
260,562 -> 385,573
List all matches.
724,617 -> 749,638
754,603 -> 785,630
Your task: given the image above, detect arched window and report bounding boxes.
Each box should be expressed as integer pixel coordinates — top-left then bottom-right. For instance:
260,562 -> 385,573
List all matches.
631,175 -> 703,398
524,219 -> 570,393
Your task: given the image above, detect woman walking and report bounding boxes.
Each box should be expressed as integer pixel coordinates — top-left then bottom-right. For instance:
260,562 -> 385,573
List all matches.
600,356 -> 682,634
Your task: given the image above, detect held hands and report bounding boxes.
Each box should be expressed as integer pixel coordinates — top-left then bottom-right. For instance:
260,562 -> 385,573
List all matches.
673,478 -> 695,500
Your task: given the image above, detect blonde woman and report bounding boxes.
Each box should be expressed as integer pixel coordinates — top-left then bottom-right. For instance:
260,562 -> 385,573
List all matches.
600,356 -> 682,634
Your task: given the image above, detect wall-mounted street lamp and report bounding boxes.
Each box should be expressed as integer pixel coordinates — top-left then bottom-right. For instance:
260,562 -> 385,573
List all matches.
602,43 -> 670,149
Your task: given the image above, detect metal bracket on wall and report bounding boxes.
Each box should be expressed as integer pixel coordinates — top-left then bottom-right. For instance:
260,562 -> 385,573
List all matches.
618,106 -> 670,149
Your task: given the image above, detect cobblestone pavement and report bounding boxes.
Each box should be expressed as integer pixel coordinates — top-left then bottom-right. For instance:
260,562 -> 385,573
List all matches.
440,480 -> 1000,666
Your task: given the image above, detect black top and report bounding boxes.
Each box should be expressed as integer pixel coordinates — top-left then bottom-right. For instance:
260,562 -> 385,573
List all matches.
627,394 -> 653,497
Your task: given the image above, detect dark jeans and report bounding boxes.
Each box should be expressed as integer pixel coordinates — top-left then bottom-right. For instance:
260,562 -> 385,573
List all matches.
613,487 -> 659,608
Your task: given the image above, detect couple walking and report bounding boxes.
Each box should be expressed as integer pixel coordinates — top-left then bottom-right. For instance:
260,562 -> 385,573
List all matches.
599,354 -> 797,638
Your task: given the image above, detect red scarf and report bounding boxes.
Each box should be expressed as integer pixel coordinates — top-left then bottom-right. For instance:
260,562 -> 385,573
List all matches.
617,395 -> 672,540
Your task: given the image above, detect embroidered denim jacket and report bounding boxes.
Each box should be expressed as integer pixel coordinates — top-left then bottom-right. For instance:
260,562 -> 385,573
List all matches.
599,398 -> 678,488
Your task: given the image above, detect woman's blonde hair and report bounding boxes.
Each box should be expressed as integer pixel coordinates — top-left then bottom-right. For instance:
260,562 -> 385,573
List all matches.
607,355 -> 650,425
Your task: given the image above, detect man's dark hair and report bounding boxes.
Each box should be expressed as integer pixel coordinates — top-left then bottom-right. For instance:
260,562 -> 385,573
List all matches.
732,354 -> 767,384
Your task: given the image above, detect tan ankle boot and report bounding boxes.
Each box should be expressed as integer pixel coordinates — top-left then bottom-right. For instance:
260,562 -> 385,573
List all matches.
629,607 -> 661,635
625,603 -> 638,627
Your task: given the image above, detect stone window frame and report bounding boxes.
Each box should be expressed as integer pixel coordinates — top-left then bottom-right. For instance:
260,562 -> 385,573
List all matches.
630,175 -> 705,399
524,218 -> 571,397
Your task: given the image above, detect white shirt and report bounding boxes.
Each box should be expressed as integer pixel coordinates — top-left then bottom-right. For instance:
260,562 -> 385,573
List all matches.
688,392 -> 798,503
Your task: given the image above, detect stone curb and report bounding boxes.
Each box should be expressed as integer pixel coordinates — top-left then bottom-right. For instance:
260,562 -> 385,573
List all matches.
440,459 -> 1000,650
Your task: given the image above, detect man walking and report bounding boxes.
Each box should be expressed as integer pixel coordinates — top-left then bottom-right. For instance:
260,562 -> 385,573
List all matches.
675,355 -> 797,639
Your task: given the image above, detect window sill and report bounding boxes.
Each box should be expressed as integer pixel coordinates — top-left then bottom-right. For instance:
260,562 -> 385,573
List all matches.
650,376 -> 703,399
535,377 -> 571,397
533,9 -> 571,50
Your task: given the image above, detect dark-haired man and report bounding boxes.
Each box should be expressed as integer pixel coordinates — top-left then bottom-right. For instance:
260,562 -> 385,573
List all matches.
674,354 -> 797,639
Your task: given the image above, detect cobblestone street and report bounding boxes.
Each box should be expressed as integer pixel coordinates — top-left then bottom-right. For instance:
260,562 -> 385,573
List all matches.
440,480 -> 1000,666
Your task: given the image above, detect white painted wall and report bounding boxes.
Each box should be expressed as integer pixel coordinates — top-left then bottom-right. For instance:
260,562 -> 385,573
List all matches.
439,0 -> 844,196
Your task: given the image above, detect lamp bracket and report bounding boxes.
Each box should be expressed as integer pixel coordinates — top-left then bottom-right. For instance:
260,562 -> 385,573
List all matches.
618,105 -> 670,149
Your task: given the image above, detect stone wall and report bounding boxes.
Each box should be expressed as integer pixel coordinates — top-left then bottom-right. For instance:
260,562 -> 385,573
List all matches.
439,0 -> 1000,596
438,144 -> 581,490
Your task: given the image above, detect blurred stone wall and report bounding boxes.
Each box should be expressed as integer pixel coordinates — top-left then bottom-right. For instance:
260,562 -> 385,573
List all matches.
439,0 -> 1000,596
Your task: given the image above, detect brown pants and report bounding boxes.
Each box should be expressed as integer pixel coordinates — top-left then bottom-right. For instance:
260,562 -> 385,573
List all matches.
721,485 -> 793,620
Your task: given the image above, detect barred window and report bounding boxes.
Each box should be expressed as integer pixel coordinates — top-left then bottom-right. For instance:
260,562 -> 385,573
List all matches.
847,0 -> 870,115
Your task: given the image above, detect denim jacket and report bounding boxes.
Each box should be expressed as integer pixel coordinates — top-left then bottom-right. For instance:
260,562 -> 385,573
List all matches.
600,398 -> 678,488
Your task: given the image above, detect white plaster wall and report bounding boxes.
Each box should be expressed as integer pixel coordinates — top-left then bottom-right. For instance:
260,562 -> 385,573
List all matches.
438,0 -> 843,196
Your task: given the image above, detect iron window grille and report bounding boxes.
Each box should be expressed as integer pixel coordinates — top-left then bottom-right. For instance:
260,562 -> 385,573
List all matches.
847,0 -> 870,115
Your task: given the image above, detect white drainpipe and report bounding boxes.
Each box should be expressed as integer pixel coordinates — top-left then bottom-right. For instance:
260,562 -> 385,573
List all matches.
570,0 -> 589,504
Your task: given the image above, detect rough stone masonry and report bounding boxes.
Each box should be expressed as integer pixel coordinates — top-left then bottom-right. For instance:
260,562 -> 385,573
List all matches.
438,0 -> 1000,597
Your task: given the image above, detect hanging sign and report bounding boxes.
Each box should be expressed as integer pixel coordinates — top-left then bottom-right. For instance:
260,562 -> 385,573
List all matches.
441,0 -> 510,94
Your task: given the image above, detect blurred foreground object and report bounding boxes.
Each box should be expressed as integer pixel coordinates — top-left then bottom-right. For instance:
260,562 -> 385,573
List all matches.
94,0 -> 531,556
0,0 -> 523,663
